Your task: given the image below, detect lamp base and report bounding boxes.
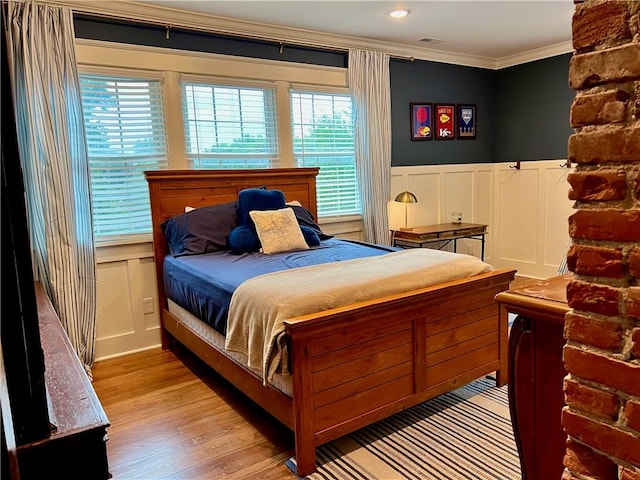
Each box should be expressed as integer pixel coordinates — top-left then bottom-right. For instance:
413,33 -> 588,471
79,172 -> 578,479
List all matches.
399,227 -> 414,231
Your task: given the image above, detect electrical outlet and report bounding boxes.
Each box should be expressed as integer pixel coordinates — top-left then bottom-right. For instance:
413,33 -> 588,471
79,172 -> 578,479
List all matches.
143,297 -> 154,314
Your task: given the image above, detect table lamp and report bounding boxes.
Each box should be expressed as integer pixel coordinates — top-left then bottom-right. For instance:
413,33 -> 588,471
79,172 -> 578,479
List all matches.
394,191 -> 418,231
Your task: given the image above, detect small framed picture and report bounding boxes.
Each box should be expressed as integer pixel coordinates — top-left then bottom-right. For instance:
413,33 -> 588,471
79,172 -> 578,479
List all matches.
434,104 -> 455,140
457,104 -> 477,139
410,103 -> 433,141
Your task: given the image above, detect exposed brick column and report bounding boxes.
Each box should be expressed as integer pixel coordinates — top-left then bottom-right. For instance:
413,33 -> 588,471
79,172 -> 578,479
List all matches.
565,1 -> 640,479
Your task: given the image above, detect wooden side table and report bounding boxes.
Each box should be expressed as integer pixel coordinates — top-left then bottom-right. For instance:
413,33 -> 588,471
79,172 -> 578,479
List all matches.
495,274 -> 571,480
392,223 -> 488,260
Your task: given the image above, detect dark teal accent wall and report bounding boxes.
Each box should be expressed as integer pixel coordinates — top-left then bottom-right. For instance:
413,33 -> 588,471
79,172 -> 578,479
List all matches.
73,15 -> 347,68
74,16 -> 574,166
390,59 -> 496,166
493,54 -> 575,162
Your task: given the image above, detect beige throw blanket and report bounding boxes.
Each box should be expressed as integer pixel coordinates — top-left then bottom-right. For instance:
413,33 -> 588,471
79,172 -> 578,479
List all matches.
224,248 -> 493,384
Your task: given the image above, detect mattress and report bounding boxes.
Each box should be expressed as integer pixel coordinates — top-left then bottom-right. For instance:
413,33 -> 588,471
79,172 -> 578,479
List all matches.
163,238 -> 397,336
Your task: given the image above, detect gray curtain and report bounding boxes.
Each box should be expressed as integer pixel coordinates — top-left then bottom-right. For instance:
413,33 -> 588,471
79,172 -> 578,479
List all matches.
348,49 -> 392,245
6,2 -> 97,372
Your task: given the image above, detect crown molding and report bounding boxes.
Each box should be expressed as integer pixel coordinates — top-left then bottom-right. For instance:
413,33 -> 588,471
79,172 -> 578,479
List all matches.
495,41 -> 574,69
49,0 -> 566,71
48,0 -> 497,69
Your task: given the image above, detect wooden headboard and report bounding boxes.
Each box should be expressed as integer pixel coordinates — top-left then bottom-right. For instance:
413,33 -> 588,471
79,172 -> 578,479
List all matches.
145,167 -> 319,312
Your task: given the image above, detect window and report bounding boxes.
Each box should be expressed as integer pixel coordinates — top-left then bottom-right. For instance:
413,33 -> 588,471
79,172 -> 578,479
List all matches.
181,80 -> 278,168
79,73 -> 168,239
291,90 -> 360,217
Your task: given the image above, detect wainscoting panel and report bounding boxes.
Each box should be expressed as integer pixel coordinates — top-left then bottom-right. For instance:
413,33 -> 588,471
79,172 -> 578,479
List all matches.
95,260 -> 136,340
491,160 -> 573,278
408,172 -> 441,227
476,169 -> 494,227
95,243 -> 161,360
495,166 -> 540,264
544,166 -> 574,269
444,170 -> 474,225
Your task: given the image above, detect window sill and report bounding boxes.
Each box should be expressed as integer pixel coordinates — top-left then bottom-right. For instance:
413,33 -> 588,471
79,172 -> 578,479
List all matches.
318,214 -> 363,225
95,233 -> 153,248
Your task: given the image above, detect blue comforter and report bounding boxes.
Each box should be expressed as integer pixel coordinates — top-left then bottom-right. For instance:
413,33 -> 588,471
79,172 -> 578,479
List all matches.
163,238 -> 396,335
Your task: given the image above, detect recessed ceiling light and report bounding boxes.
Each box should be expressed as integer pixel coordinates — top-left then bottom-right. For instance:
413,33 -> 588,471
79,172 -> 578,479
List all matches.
388,9 -> 409,18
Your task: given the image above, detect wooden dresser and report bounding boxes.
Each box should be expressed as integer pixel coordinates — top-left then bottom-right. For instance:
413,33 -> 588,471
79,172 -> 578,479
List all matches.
495,274 -> 571,480
16,283 -> 111,479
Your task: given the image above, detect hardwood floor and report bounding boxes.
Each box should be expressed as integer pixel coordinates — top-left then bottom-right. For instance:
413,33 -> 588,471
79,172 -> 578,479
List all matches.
92,345 -> 296,479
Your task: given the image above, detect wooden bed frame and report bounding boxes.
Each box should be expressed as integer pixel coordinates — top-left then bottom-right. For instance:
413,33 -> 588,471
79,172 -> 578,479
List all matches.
145,167 -> 516,477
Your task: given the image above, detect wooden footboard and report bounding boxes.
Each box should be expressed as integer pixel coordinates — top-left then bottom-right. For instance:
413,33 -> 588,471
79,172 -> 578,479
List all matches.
286,268 -> 514,475
145,168 -> 516,477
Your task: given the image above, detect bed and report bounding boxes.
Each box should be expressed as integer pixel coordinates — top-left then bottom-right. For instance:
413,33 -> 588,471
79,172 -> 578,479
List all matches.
145,167 -> 516,477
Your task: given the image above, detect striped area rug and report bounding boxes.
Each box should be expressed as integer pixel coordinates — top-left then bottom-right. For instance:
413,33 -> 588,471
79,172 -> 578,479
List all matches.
286,377 -> 520,480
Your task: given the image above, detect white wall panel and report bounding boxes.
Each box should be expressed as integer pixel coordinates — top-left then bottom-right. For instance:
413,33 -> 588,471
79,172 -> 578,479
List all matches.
95,245 -> 161,360
95,261 -> 135,340
444,170 -> 473,225
543,166 -> 574,268
476,169 -> 493,226
491,160 -> 573,278
407,172 -> 440,226
496,167 -> 539,263
141,257 -> 161,330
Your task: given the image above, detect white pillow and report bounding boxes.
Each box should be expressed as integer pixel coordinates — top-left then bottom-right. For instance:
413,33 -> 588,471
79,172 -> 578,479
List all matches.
249,208 -> 309,254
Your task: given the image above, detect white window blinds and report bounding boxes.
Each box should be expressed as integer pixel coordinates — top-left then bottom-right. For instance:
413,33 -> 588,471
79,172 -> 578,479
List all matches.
181,80 -> 279,169
79,74 -> 168,239
291,90 -> 360,217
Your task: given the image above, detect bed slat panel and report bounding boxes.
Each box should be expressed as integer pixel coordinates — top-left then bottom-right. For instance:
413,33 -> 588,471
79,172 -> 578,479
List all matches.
427,332 -> 498,367
313,362 -> 414,408
420,286 -> 506,325
314,375 -> 414,432
312,342 -> 413,392
425,342 -> 499,387
308,317 -> 413,357
426,304 -> 498,336
426,315 -> 498,353
311,328 -> 412,373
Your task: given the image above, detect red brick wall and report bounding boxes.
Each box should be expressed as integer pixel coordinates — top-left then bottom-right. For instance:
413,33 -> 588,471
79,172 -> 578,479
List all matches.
565,1 -> 640,478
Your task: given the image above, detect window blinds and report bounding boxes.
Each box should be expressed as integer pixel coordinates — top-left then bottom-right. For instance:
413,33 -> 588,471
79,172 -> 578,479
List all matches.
79,74 -> 168,238
291,90 -> 361,217
181,80 -> 279,169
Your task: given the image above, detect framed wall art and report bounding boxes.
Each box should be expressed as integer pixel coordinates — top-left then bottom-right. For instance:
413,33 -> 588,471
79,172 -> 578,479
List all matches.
457,104 -> 477,139
434,104 -> 455,140
410,103 -> 433,141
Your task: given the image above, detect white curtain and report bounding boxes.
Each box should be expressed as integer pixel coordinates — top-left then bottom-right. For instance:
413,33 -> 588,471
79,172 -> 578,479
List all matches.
6,2 -> 97,372
348,49 -> 392,245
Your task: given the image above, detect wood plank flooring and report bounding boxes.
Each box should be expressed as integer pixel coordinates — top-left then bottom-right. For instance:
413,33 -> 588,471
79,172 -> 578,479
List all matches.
92,345 -> 296,479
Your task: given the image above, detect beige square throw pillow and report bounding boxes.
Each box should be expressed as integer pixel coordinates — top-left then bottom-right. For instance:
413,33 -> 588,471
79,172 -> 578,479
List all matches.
249,207 -> 309,254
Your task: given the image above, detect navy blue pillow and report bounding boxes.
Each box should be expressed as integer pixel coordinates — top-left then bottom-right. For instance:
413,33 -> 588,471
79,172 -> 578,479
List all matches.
161,201 -> 238,257
237,188 -> 286,226
228,225 -> 260,253
289,205 -> 333,240
300,225 -> 321,247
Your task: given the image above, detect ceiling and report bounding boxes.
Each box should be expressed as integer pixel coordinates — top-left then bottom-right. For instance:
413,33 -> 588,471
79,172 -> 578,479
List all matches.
134,1 -> 575,63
